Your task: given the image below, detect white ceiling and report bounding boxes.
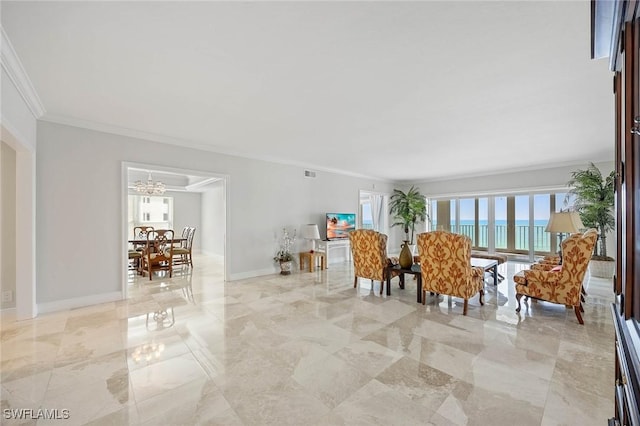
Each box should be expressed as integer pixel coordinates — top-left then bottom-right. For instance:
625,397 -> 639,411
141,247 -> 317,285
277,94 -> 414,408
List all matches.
1,1 -> 614,182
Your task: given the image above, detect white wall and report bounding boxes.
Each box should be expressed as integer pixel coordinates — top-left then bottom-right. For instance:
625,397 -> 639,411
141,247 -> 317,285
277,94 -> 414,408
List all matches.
36,121 -> 395,304
415,161 -> 614,197
1,142 -> 16,309
170,190 -> 202,250
201,181 -> 225,256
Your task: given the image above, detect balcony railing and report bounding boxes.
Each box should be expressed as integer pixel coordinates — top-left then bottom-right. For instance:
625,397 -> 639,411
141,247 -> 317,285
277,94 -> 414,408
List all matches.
454,224 -> 551,252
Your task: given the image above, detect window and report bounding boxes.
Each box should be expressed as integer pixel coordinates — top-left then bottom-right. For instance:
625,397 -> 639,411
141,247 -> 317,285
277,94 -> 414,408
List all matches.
128,195 -> 174,236
494,196 -> 507,250
429,200 -> 438,231
459,198 -> 475,245
359,191 -> 388,234
478,198 -> 488,248
428,191 -> 572,258
534,194 -> 551,252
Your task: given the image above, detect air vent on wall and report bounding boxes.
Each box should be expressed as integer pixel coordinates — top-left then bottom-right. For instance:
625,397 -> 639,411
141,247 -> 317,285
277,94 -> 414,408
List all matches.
304,170 -> 316,178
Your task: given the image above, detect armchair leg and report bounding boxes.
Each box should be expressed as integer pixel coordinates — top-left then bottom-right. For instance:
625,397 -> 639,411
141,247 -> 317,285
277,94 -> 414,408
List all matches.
574,306 -> 584,324
422,289 -> 426,305
463,299 -> 468,315
515,293 -> 523,312
354,277 -> 357,288
379,279 -> 384,295
479,289 -> 485,306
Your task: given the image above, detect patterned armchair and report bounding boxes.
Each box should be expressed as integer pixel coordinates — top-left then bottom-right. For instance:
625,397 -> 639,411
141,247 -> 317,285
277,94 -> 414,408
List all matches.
532,229 -> 598,271
349,229 -> 397,294
513,230 -> 597,324
416,231 -> 485,315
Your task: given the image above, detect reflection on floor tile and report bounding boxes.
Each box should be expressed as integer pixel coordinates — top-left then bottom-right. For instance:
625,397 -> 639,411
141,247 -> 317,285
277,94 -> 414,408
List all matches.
1,255 -> 614,424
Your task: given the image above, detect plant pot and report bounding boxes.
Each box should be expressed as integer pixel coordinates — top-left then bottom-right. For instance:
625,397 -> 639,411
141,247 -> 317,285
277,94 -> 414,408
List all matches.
589,259 -> 615,279
279,260 -> 293,275
399,241 -> 413,269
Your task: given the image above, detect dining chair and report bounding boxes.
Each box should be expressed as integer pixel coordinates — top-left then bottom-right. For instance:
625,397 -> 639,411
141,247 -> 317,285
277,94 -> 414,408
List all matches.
133,226 -> 155,252
128,249 -> 142,274
141,229 -> 175,280
173,227 -> 196,268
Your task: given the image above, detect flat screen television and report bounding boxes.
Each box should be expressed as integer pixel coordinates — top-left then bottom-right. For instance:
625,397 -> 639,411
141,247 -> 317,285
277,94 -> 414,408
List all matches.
326,213 -> 356,240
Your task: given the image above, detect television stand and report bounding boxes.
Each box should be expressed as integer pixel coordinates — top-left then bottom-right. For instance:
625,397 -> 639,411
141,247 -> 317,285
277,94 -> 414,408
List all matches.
317,239 -> 351,267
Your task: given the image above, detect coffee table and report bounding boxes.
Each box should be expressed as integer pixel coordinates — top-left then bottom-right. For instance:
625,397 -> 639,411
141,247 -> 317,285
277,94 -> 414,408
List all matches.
470,257 -> 499,285
386,258 -> 498,304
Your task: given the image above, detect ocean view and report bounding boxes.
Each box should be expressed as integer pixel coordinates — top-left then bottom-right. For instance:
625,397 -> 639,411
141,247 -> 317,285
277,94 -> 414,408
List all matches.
363,219 -> 554,251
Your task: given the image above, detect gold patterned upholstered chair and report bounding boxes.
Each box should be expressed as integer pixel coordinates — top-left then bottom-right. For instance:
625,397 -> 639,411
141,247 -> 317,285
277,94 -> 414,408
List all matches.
416,231 -> 485,315
527,228 -> 597,311
349,229 -> 398,294
531,229 -> 598,271
513,229 -> 597,324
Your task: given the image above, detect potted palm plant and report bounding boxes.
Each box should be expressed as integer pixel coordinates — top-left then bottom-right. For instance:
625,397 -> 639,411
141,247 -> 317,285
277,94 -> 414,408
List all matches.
567,163 -> 615,278
389,186 -> 427,267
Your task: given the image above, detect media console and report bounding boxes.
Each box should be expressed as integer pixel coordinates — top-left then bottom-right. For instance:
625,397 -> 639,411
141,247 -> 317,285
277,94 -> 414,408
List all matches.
317,239 -> 351,266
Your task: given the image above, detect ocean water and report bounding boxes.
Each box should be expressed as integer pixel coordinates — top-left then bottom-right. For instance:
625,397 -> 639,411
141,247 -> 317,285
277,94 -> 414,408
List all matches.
364,219 -> 553,250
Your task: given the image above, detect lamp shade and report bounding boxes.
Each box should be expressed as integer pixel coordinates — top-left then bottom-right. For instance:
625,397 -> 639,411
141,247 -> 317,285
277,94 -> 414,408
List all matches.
545,211 -> 584,234
300,224 -> 321,240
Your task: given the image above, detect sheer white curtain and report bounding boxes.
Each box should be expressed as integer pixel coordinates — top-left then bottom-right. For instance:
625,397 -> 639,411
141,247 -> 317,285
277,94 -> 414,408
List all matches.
370,193 -> 384,232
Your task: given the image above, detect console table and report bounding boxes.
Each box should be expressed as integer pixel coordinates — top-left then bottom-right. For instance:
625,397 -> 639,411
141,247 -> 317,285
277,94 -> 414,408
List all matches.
317,239 -> 351,266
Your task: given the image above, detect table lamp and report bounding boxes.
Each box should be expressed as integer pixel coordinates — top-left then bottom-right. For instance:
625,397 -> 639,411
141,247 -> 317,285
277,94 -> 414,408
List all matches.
301,224 -> 321,253
545,211 -> 584,262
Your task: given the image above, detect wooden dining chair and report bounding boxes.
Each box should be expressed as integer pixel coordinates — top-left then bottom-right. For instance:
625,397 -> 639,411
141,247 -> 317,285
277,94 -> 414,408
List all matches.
173,227 -> 196,268
141,229 -> 175,280
133,226 -> 155,251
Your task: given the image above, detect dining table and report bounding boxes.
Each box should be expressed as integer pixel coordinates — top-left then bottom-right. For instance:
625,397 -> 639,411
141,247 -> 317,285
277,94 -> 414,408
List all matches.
128,237 -> 186,246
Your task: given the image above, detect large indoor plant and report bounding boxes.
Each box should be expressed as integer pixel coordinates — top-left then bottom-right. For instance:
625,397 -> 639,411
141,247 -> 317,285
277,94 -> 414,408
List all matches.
389,186 -> 427,267
567,162 -> 615,278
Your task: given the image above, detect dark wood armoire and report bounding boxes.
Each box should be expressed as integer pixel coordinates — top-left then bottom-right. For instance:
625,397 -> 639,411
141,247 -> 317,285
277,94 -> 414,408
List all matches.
593,1 -> 640,424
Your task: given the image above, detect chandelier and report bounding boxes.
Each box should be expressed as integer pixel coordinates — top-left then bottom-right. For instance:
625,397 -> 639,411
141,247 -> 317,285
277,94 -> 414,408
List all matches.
135,171 -> 166,195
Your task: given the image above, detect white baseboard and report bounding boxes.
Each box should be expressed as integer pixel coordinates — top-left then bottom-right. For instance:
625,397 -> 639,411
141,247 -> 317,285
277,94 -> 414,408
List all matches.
37,291 -> 123,314
0,307 -> 16,317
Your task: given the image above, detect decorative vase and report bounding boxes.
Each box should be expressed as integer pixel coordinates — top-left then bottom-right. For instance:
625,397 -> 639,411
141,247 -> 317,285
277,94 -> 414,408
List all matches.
399,241 -> 413,268
279,260 -> 293,275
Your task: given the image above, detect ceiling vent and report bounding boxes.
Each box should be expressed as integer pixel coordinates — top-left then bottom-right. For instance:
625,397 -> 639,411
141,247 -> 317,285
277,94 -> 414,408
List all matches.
304,170 -> 316,178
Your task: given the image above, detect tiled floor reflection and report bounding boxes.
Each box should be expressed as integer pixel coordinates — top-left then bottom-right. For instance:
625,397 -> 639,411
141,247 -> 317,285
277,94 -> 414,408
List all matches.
1,255 -> 614,425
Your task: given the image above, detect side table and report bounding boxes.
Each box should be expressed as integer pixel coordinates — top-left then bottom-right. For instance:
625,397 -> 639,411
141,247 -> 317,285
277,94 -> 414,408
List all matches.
299,251 -> 326,272
386,263 -> 423,303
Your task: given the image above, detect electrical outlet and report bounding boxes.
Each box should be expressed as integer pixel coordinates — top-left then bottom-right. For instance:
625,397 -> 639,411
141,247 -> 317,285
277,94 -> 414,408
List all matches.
1,291 -> 13,302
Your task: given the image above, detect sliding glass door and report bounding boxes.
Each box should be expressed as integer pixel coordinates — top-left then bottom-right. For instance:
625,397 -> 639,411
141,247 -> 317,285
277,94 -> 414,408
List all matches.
428,191 -> 573,258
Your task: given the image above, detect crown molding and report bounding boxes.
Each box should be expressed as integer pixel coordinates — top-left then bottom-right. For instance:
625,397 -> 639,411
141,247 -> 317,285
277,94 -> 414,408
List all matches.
1,27 -> 45,119
40,113 -> 392,183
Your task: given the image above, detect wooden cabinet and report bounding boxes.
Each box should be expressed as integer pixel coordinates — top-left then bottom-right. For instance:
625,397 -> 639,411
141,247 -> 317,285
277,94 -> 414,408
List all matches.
594,1 -> 640,424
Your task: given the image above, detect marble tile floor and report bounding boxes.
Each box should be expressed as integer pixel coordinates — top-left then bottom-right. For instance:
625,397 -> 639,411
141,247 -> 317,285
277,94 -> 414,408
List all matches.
0,255 -> 615,425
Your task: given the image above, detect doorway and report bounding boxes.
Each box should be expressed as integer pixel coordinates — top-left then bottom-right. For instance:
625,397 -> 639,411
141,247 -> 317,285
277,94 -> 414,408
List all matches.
122,162 -> 228,298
